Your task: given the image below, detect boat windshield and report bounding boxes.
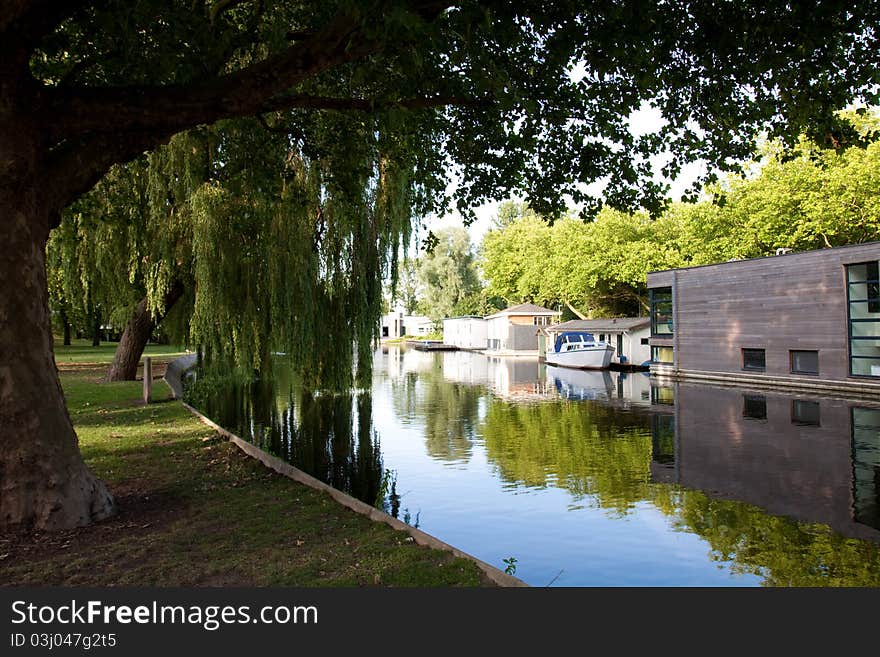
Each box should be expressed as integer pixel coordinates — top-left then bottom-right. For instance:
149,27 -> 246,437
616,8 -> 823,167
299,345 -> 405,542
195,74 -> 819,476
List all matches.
554,332 -> 596,351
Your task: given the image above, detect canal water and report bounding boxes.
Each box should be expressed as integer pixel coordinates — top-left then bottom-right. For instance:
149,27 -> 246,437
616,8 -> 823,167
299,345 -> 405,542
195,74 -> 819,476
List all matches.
193,346 -> 880,586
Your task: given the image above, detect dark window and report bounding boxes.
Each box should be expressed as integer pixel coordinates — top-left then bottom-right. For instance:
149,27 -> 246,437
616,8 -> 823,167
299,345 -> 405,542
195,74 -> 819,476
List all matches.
650,287 -> 673,336
640,337 -> 649,345
790,350 -> 819,375
743,394 -> 767,420
742,348 -> 766,372
791,400 -> 820,426
852,407 -> 880,530
868,262 -> 880,313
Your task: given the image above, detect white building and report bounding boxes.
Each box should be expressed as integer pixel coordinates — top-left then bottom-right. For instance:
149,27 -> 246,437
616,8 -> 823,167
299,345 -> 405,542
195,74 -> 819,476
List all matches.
442,316 -> 488,350
485,303 -> 562,354
546,318 -> 651,366
380,305 -> 434,338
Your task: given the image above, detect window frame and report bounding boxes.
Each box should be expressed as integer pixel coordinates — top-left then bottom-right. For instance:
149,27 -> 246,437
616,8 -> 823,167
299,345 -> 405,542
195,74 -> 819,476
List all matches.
650,287 -> 673,337
790,349 -> 819,376
846,261 -> 880,378
741,348 -> 766,372
651,345 -> 674,364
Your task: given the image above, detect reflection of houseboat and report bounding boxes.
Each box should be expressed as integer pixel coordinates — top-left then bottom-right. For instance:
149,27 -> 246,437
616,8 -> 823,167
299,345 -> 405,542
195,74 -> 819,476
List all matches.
649,381 -> 880,543
547,365 -> 614,401
545,332 -> 615,369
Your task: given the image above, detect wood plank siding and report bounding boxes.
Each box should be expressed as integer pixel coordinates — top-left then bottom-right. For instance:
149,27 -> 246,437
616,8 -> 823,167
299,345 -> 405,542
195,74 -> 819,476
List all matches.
646,242 -> 880,390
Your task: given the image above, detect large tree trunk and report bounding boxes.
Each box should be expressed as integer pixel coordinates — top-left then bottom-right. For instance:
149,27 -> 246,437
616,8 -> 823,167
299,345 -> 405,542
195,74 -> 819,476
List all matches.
0,199 -> 116,530
0,120 -> 115,530
106,282 -> 185,382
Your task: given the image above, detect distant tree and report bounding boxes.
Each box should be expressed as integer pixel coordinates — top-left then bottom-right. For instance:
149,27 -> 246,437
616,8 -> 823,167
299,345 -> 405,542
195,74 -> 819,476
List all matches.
452,288 -> 506,317
481,213 -> 553,305
416,227 -> 481,321
691,137 -> 880,259
481,208 -> 683,316
483,120 -> 880,318
493,200 -> 539,229
391,258 -> 421,315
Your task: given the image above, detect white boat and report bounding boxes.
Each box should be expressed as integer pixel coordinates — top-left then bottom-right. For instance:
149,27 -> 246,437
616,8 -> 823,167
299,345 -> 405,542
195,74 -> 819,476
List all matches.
545,331 -> 615,369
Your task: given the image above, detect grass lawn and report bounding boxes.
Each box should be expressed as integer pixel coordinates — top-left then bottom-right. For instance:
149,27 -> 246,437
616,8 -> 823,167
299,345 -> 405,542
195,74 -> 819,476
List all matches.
0,340 -> 489,586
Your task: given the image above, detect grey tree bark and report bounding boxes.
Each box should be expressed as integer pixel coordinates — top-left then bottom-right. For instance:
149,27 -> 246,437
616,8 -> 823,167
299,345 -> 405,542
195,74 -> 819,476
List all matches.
106,282 -> 185,382
0,139 -> 115,529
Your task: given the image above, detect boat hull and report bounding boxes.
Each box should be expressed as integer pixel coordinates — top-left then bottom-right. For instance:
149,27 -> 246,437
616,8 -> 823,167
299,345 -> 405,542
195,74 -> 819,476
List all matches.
545,345 -> 615,369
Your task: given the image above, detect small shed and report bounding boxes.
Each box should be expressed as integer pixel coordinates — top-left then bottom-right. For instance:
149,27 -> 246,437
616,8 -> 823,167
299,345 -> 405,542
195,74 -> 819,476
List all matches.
442,316 -> 488,350
485,303 -> 562,353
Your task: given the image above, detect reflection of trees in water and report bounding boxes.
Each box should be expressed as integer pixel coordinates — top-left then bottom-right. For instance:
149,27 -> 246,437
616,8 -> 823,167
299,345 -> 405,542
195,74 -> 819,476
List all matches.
389,362 -> 483,464
389,372 -> 420,419
673,493 -> 880,586
285,391 -> 383,506
480,397 -> 880,585
481,400 -> 656,515
196,361 -> 880,585
198,371 -> 384,507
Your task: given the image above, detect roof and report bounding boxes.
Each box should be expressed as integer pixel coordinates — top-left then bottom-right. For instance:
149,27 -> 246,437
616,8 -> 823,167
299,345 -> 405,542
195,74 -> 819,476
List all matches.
548,318 -> 650,332
443,315 -> 487,321
485,303 -> 561,319
646,240 -> 880,277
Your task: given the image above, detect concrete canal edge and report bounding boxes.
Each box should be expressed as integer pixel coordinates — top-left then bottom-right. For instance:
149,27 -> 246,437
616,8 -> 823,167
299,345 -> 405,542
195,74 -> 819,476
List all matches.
163,354 -> 528,588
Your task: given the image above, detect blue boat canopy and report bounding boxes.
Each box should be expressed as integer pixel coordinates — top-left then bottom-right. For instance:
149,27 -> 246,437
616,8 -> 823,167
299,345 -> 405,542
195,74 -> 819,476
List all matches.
554,332 -> 596,352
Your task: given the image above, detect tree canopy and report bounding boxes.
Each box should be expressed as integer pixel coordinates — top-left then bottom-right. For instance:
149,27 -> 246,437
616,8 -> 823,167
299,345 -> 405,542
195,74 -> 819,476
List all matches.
12,1 -> 880,224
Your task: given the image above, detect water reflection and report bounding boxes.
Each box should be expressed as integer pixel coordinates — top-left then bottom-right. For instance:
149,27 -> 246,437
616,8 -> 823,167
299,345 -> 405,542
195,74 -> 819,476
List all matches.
193,346 -> 880,585
386,358 -> 481,465
851,408 -> 880,531
199,372 -> 385,511
663,384 -> 880,543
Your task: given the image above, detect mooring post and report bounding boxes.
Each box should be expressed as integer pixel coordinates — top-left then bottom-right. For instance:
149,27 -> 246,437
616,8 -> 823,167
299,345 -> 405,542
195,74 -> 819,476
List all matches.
143,356 -> 152,404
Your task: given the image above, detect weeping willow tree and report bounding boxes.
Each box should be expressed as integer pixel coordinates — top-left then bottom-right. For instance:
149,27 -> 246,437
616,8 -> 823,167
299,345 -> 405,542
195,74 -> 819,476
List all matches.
49,111 -> 420,388
47,134 -> 200,380
187,114 -> 419,390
